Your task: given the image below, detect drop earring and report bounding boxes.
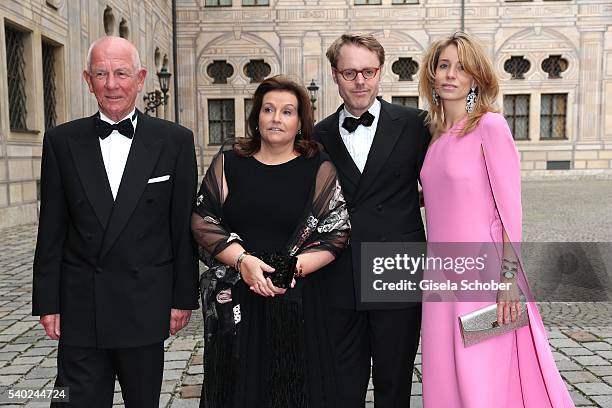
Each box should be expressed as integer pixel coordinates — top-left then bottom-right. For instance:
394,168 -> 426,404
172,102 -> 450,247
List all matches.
466,87 -> 477,113
432,89 -> 439,106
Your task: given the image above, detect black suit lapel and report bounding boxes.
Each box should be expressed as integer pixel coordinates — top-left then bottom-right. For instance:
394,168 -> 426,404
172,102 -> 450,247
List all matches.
99,111 -> 163,260
67,114 -> 114,229
354,100 -> 403,203
319,110 -> 361,189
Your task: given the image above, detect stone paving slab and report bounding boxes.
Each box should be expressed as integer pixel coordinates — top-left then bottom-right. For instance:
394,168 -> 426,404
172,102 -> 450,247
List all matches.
2,225 -> 611,407
1,178 -> 611,406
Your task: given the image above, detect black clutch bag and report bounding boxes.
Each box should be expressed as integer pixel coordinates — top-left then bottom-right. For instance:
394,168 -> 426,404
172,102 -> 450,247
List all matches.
252,251 -> 297,289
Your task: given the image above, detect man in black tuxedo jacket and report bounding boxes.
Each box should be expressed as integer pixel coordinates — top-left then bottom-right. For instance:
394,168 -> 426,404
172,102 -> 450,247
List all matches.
314,34 -> 430,407
32,36 -> 199,407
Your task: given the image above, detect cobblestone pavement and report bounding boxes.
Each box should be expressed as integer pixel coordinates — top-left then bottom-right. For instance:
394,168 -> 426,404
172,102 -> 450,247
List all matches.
0,179 -> 611,407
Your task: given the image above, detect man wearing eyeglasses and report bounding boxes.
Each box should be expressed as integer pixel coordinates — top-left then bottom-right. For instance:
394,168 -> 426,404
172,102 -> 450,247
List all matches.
314,34 -> 431,407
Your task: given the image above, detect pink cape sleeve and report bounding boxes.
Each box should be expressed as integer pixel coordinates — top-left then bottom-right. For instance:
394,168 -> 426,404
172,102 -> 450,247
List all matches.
481,112 -> 575,408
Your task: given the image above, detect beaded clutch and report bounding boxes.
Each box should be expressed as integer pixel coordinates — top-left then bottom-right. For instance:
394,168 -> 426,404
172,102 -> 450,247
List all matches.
459,300 -> 528,347
252,251 -> 297,289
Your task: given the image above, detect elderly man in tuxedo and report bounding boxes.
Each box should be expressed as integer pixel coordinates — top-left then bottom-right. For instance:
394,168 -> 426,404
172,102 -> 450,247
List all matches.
314,34 -> 431,407
32,36 -> 199,407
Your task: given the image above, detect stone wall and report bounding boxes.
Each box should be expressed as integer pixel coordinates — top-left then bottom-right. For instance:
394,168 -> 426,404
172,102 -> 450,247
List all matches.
175,0 -> 612,174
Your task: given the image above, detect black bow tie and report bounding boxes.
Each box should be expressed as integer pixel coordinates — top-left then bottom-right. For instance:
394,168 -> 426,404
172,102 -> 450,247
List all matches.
95,113 -> 136,139
342,111 -> 375,133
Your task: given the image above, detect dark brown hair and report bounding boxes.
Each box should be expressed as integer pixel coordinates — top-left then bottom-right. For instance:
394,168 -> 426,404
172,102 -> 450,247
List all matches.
234,75 -> 319,158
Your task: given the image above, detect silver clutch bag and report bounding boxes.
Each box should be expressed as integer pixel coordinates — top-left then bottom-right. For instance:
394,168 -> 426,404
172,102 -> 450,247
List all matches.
459,301 -> 529,347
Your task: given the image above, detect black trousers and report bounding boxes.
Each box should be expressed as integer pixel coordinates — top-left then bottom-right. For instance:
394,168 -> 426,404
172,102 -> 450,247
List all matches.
326,307 -> 421,408
51,342 -> 164,408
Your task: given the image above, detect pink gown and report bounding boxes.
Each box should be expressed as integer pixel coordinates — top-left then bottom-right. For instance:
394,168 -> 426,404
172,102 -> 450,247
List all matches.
420,112 -> 575,408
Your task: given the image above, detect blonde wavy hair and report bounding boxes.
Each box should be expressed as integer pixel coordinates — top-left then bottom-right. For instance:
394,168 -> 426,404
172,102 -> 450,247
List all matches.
419,32 -> 499,139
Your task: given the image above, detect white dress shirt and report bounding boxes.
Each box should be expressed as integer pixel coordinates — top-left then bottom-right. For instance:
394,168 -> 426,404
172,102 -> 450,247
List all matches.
338,99 -> 381,173
98,109 -> 137,200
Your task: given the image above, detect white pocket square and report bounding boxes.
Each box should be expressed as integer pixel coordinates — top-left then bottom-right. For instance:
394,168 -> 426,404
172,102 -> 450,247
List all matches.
148,175 -> 170,184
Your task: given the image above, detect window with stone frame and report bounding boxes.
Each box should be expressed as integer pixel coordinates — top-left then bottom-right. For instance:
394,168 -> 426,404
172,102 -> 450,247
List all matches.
103,7 -> 115,35
540,93 -> 567,140
244,59 -> 271,83
503,94 -> 529,140
541,55 -> 568,79
355,0 -> 382,4
503,56 -> 530,80
392,96 -> 419,109
206,0 -> 232,6
207,60 -> 234,84
244,98 -> 253,132
208,99 -> 235,145
242,0 -> 269,5
42,40 -> 58,130
119,19 -> 129,39
392,0 -> 419,4
392,58 -> 419,81
5,25 -> 28,131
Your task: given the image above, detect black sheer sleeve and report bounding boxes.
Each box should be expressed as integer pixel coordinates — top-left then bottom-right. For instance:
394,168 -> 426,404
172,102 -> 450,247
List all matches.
288,159 -> 350,257
192,149 -> 242,265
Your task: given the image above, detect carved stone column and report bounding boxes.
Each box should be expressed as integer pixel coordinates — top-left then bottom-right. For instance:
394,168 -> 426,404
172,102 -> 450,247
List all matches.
279,33 -> 303,80
576,28 -> 604,143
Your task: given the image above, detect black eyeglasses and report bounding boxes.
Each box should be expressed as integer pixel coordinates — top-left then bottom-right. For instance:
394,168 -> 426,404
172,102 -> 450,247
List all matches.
334,67 -> 381,81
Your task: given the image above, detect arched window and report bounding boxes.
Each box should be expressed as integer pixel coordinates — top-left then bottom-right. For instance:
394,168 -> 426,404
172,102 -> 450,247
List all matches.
541,55 -> 568,79
103,7 -> 115,35
207,60 -> 234,84
154,47 -> 161,70
503,56 -> 530,80
119,19 -> 129,39
244,59 -> 271,83
391,58 -> 419,81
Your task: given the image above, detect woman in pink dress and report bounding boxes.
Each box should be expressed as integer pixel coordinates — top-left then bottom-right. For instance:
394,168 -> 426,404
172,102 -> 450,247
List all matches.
418,32 -> 575,408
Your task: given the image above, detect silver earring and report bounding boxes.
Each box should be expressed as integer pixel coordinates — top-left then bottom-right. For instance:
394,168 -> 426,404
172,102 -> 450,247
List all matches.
432,89 -> 439,106
297,129 -> 302,135
466,87 -> 477,113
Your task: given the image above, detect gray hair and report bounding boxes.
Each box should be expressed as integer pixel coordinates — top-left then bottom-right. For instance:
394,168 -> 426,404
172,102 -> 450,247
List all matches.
86,36 -> 142,73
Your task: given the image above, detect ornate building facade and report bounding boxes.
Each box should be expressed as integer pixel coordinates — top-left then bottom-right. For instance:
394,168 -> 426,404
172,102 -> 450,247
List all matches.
1,0 -> 611,228
175,0 -> 612,177
0,0 -> 174,227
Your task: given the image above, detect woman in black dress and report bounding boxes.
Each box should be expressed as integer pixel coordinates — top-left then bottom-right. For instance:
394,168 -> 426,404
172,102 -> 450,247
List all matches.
192,76 -> 350,408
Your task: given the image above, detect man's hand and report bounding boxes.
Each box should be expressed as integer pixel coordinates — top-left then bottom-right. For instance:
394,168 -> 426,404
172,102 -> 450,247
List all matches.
40,314 -> 60,340
170,309 -> 192,335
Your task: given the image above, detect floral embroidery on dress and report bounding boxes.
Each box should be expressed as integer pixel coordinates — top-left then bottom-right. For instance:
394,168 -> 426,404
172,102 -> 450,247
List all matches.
216,288 -> 232,304
328,180 -> 344,211
307,215 -> 319,229
203,216 -> 220,225
226,232 -> 242,243
317,209 -> 349,233
289,215 -> 320,255
319,181 -> 350,233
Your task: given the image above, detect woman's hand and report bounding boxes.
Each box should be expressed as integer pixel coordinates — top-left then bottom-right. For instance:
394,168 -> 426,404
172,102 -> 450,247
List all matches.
496,279 -> 522,326
239,255 -> 287,297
